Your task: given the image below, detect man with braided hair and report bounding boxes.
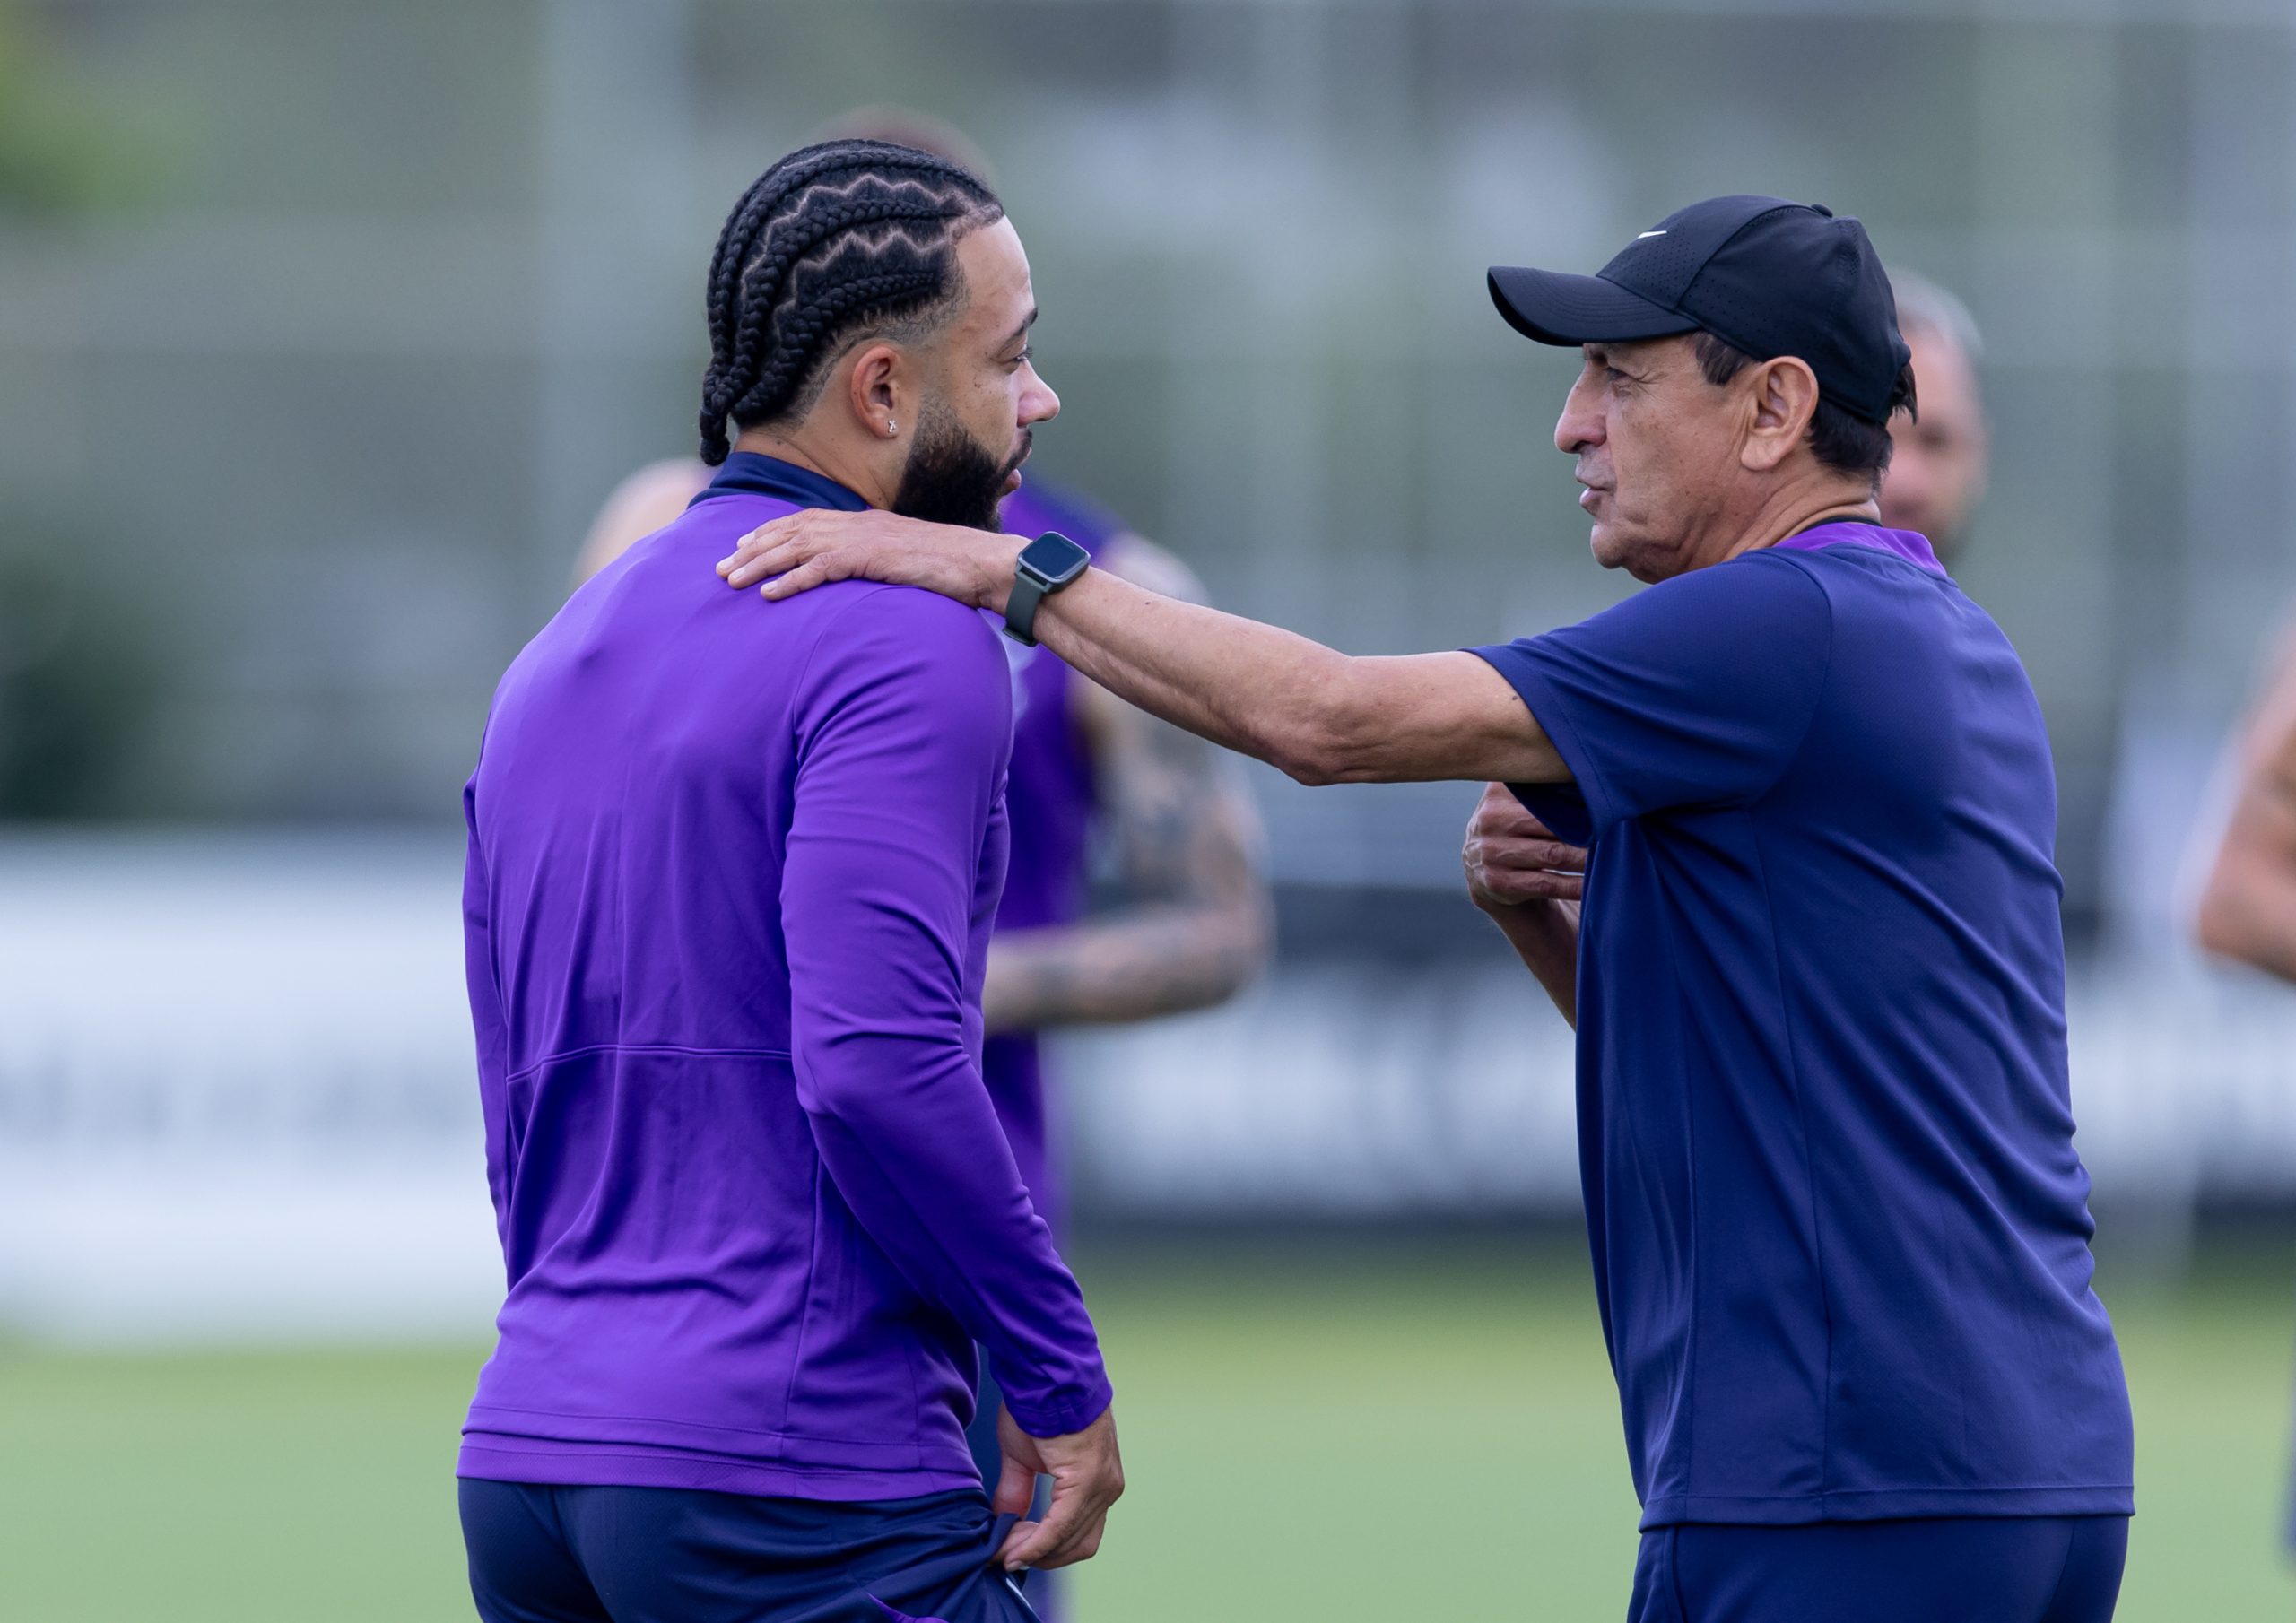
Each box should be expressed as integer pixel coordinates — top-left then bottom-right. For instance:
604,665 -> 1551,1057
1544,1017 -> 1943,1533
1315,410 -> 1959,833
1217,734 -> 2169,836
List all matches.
571,113 -> 1268,1623
456,141 -> 1119,1623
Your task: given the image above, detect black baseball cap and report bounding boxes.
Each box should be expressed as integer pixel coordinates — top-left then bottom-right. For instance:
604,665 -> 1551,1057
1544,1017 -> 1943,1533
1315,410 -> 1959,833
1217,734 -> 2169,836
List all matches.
1488,195 -> 1910,424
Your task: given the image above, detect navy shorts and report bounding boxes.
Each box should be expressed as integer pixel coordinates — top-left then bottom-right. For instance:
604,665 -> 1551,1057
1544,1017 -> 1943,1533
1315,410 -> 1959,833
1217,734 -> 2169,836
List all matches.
1629,1515 -> 2127,1623
459,1480 -> 1040,1623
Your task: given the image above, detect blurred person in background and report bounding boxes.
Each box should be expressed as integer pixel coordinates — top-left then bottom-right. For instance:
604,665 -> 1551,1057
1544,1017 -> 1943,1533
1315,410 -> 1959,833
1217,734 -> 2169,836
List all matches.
457,141 -> 1121,1623
574,109 -> 1269,1623
2196,632 -> 2296,985
1879,273 -> 1988,566
722,195 -> 2132,1621
2193,617 -> 2296,1567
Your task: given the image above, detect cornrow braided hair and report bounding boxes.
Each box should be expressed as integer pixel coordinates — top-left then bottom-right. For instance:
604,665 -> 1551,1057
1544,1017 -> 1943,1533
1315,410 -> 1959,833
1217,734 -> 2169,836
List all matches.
698,139 -> 1002,465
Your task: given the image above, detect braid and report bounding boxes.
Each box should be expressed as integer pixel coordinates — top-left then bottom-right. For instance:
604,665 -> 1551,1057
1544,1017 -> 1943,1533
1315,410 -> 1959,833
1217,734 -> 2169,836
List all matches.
697,140 -> 1001,465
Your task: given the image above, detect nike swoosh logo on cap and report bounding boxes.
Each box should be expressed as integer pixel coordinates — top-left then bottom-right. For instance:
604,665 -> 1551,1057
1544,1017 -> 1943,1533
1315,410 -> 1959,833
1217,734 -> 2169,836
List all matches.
1637,230 -> 1667,239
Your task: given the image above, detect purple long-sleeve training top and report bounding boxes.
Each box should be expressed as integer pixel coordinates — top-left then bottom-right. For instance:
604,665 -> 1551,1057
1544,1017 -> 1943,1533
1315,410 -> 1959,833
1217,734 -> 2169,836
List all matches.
457,452 -> 1111,1500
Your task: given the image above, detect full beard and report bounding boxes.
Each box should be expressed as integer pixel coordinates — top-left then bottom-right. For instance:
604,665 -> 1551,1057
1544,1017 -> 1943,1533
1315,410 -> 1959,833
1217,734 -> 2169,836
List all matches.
891,405 -> 1028,533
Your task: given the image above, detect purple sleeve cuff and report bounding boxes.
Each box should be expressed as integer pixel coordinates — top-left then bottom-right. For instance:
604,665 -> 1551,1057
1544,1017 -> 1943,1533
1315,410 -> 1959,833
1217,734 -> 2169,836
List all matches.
997,1366 -> 1115,1441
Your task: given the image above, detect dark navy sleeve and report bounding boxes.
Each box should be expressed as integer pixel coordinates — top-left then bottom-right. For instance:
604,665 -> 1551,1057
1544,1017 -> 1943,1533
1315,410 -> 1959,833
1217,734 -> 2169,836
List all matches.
1469,553 -> 1833,838
784,586 -> 1112,1440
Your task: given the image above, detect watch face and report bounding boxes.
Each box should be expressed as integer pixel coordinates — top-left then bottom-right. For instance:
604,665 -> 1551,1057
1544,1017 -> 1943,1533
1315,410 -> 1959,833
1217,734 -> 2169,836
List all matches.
1018,530 -> 1091,585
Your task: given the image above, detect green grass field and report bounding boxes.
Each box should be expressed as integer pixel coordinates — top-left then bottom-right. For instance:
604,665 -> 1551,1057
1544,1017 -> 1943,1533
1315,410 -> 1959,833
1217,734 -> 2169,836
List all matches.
2,1242 -> 2291,1620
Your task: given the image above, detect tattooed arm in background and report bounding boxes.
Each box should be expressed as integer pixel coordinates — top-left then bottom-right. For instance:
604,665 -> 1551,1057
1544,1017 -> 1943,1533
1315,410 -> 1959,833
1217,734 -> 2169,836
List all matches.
981,534 -> 1273,1034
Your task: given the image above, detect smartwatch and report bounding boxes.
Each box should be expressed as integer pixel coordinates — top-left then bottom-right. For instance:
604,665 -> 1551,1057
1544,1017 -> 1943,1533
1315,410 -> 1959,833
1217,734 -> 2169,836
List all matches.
1004,531 -> 1091,647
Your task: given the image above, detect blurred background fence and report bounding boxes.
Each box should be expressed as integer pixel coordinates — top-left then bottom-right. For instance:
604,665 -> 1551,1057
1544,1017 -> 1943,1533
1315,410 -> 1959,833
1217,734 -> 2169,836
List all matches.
7,0 -> 2296,1334
12,4 -> 2296,1618
8,0 -> 2296,886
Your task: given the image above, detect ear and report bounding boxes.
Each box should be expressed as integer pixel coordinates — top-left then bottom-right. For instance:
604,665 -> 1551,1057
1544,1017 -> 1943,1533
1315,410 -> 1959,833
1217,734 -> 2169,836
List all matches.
843,341 -> 904,441
1739,356 -> 1822,473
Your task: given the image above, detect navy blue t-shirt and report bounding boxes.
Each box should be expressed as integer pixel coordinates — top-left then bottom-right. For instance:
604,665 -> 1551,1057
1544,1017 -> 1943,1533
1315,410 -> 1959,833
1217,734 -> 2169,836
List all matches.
1471,523 -> 2132,1529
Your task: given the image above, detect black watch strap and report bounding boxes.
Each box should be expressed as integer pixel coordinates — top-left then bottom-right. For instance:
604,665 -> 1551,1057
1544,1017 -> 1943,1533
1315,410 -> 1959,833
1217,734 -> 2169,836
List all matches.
1005,572 -> 1054,648
1004,531 -> 1091,647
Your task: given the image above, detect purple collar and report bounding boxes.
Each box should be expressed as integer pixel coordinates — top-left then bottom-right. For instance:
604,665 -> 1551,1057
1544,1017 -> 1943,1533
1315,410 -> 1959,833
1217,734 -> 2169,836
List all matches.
1769,521 -> 1946,577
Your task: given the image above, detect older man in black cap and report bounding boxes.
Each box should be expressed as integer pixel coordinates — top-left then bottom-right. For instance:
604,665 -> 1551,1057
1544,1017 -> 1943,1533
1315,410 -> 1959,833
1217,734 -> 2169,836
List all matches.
718,195 -> 2133,1621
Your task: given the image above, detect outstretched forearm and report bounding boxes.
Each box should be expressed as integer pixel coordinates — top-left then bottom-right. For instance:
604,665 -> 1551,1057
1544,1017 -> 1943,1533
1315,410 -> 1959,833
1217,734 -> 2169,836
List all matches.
1031,568 -> 1565,786
726,509 -> 1570,785
1031,568 -> 1376,781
